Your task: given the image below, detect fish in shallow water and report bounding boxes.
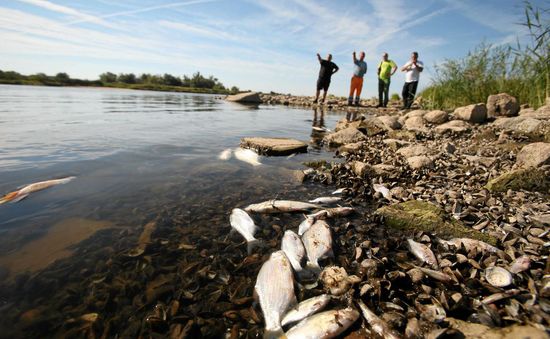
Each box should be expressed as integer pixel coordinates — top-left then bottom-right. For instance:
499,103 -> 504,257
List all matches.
281,294 -> 331,327
255,251 -> 296,339
0,176 -> 76,204
234,148 -> 261,166
407,239 -> 438,269
285,307 -> 359,339
357,300 -> 400,339
245,200 -> 320,214
281,230 -> 306,273
302,220 -> 333,270
229,208 -> 258,254
218,148 -> 232,160
308,196 -> 342,204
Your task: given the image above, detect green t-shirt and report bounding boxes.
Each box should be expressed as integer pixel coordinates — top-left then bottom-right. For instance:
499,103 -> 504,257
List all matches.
378,60 -> 397,82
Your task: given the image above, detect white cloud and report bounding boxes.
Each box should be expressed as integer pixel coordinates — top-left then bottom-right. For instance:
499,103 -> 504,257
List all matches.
16,0 -> 113,27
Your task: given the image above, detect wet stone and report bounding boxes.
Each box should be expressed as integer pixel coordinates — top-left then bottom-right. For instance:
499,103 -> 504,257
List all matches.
240,137 -> 308,156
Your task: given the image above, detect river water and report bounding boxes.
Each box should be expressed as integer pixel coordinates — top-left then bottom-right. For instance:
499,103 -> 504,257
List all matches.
0,85 -> 348,337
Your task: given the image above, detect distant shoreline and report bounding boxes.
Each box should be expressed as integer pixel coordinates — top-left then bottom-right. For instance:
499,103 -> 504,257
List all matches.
0,80 -> 230,95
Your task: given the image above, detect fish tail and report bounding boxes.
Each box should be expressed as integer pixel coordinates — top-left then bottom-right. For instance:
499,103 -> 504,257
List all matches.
247,239 -> 261,255
263,327 -> 286,339
305,261 -> 322,275
0,191 -> 19,205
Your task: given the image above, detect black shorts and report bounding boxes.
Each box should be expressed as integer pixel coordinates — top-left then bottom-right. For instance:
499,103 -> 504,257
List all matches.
317,78 -> 330,91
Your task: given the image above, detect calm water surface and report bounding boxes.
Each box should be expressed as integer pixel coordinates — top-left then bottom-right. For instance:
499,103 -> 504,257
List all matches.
0,85 -> 348,336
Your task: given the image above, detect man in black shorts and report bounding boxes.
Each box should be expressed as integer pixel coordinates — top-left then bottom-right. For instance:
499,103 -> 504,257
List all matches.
314,53 -> 339,104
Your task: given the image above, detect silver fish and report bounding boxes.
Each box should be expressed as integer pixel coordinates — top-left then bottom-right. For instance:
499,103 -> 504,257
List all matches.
218,148 -> 232,160
281,294 -> 331,327
373,183 -> 392,200
509,255 -> 531,274
229,208 -> 258,254
302,220 -> 333,270
286,307 -> 359,339
418,267 -> 454,284
439,238 -> 502,255
407,239 -> 438,269
298,216 -> 315,236
282,230 -> 306,273
331,188 -> 346,195
245,200 -> 320,214
255,251 -> 296,339
0,176 -> 76,204
306,207 -> 354,220
357,301 -> 400,339
308,196 -> 342,204
234,148 -> 261,166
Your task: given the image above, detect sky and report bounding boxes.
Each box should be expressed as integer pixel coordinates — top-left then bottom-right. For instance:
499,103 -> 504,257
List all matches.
0,0 -> 542,97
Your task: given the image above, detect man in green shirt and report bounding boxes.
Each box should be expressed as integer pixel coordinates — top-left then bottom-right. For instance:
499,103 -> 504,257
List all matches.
377,53 -> 397,108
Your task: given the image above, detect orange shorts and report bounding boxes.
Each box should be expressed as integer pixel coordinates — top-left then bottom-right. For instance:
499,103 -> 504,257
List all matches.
349,76 -> 363,97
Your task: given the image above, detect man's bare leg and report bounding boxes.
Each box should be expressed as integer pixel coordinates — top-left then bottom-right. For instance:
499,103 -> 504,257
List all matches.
321,90 -> 327,103
314,90 -> 320,103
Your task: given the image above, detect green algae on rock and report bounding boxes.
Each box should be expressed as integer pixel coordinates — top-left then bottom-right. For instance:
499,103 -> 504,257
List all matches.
485,168 -> 550,193
376,200 -> 496,245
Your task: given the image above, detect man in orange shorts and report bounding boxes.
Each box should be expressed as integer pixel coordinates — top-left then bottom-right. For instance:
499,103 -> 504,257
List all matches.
348,51 -> 367,106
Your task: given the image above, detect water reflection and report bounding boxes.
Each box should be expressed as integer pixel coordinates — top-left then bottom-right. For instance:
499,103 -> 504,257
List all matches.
310,107 -> 327,148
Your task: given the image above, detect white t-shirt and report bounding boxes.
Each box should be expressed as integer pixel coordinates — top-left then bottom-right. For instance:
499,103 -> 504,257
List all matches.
403,60 -> 424,83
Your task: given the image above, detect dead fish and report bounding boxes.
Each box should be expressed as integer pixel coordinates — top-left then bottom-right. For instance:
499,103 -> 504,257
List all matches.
229,208 -> 259,254
438,238 -> 502,255
407,239 -> 438,269
308,197 -> 342,204
298,216 -> 315,236
254,251 -> 296,339
0,176 -> 76,204
234,148 -> 261,166
373,183 -> 392,200
312,126 -> 331,132
302,220 -> 333,270
331,188 -> 346,195
509,255 -> 531,274
218,148 -> 232,160
418,267 -> 454,284
245,200 -> 320,214
307,207 -> 354,220
357,300 -> 400,339
282,230 -> 306,273
286,307 -> 359,339
281,294 -> 331,327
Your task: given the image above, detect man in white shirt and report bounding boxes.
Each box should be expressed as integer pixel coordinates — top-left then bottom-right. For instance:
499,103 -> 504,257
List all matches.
401,52 -> 424,109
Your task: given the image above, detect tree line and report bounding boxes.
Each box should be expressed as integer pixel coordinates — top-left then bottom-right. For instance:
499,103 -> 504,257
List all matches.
0,70 -> 239,94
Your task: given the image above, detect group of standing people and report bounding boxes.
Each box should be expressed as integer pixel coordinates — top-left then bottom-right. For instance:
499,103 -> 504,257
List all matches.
314,51 -> 423,109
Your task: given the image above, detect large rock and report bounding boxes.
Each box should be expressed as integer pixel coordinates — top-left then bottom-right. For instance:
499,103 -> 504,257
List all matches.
376,115 -> 401,130
376,200 -> 495,244
487,93 -> 519,117
398,110 -> 427,125
240,137 -> 307,155
388,130 -> 417,141
492,116 -> 544,134
371,164 -> 398,177
423,110 -> 448,124
516,142 -> 550,168
446,318 -> 548,339
339,141 -> 365,154
226,92 -> 262,103
404,116 -> 427,133
454,103 -> 488,123
351,161 -> 370,177
323,127 -> 366,146
397,145 -> 429,158
434,120 -> 471,134
486,168 -> 550,192
382,138 -> 410,150
407,155 -> 433,169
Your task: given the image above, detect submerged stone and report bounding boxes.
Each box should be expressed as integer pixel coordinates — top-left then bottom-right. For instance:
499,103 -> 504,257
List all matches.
376,200 -> 496,244
485,168 -> 550,193
226,92 -> 262,103
240,137 -> 307,156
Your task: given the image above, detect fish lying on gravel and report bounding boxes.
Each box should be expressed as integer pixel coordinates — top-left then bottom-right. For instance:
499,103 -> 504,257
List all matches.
438,238 -> 502,255
302,220 -> 333,271
218,148 -> 232,160
308,197 -> 342,204
234,148 -> 261,166
307,207 -> 354,220
407,239 -> 438,269
285,307 -> 359,339
509,255 -> 531,274
0,176 -> 76,204
373,183 -> 392,200
281,230 -> 306,273
254,251 -> 296,339
357,300 -> 400,339
245,200 -> 320,214
331,188 -> 346,195
229,208 -> 258,254
281,294 -> 331,327
298,216 -> 315,236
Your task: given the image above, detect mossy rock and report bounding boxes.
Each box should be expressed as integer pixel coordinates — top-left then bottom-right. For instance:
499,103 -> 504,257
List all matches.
485,168 -> 550,193
303,160 -> 331,169
376,200 -> 496,245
